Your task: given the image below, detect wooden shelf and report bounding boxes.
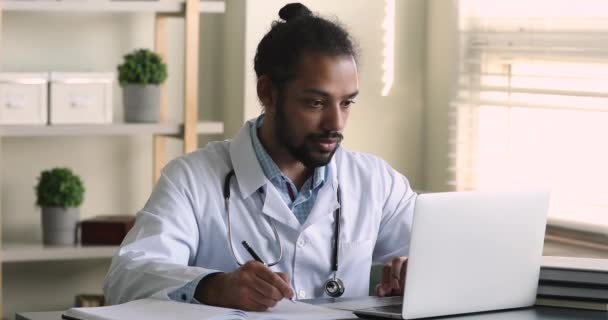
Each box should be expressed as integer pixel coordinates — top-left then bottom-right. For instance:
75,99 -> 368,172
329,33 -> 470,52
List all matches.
2,243 -> 118,263
0,121 -> 224,137
0,0 -> 212,315
1,0 -> 226,14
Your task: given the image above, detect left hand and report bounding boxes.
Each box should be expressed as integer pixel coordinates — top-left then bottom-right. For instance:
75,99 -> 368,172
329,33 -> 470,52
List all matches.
375,256 -> 408,297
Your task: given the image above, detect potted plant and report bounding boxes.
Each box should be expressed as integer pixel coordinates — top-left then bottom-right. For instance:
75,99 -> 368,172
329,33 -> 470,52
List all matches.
117,48 -> 168,123
35,167 -> 85,246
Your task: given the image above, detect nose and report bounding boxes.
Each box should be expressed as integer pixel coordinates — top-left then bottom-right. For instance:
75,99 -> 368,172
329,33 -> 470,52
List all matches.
322,102 -> 346,133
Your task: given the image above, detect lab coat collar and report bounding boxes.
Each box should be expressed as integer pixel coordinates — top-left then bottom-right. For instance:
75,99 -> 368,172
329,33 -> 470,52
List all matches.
229,119 -> 267,199
229,119 -> 342,230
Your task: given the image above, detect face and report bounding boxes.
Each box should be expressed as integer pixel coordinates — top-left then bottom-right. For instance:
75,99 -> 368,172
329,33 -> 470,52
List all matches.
271,52 -> 359,168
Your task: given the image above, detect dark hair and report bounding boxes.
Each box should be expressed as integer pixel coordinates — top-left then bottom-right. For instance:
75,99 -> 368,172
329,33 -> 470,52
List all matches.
254,3 -> 358,90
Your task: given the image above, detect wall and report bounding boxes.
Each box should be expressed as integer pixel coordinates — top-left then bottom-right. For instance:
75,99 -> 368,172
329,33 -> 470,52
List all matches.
220,0 -> 247,140
424,0 -> 459,192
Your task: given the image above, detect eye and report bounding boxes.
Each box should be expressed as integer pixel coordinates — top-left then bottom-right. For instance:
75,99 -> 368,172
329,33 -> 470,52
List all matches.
342,99 -> 356,108
307,99 -> 325,108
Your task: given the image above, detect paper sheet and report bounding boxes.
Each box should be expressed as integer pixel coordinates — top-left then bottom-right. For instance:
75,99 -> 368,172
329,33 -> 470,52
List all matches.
63,298 -> 354,320
249,300 -> 355,320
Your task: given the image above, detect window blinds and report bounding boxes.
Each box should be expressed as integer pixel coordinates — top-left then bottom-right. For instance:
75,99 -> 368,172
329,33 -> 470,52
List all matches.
452,0 -> 608,231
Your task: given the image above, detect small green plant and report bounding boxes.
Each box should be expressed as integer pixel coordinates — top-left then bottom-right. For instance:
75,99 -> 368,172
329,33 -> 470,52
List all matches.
35,168 -> 85,208
117,48 -> 168,86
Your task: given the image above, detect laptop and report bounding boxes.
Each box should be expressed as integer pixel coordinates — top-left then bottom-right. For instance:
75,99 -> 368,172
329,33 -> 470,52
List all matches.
354,190 -> 550,319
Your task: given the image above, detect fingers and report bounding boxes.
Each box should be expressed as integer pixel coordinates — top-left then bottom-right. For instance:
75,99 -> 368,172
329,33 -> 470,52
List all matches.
255,267 -> 294,299
376,283 -> 392,297
248,291 -> 279,310
399,257 -> 408,294
276,272 -> 296,299
391,256 -> 407,295
276,272 -> 290,284
376,257 -> 409,297
233,261 -> 293,311
376,263 -> 393,297
391,256 -> 404,280
244,295 -> 273,312
251,276 -> 283,301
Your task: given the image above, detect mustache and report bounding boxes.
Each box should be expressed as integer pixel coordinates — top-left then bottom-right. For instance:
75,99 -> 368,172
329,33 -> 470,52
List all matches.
308,131 -> 344,141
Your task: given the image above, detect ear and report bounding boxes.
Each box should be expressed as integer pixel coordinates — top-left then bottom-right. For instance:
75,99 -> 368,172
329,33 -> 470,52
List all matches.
257,75 -> 277,113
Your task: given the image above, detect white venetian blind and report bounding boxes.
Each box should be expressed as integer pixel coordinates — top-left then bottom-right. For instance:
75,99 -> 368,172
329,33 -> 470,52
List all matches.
452,0 -> 608,231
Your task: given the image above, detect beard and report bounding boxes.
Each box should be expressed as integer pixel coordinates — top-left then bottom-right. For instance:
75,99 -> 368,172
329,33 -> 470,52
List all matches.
274,96 -> 344,169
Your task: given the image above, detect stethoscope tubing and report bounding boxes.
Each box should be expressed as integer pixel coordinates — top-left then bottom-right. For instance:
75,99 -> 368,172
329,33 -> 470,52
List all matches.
224,170 -> 283,267
223,168 -> 344,296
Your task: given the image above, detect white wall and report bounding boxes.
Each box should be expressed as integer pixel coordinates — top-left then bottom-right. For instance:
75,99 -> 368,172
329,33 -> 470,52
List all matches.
221,0 -> 247,139
424,0 -> 459,192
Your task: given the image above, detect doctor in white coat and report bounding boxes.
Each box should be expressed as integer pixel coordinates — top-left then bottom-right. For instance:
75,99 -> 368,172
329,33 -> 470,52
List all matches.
104,3 -> 416,311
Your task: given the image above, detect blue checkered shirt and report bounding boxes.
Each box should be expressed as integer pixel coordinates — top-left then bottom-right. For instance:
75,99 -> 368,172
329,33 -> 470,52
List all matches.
250,114 -> 326,225
169,115 -> 327,303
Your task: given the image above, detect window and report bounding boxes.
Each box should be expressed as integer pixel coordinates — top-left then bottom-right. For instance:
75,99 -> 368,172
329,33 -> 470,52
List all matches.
452,0 -> 608,231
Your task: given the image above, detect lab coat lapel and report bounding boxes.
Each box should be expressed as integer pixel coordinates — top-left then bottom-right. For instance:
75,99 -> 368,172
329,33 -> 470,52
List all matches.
261,185 -> 301,231
301,155 -> 340,229
229,119 -> 301,231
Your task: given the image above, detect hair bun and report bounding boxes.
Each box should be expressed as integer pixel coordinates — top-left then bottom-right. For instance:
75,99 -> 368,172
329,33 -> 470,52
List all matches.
279,3 -> 312,22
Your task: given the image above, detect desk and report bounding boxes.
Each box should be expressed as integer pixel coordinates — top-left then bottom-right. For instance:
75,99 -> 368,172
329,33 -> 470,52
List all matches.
15,301 -> 608,320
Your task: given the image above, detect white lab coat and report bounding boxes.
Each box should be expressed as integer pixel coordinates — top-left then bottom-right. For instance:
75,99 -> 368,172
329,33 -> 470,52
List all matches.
103,119 -> 416,305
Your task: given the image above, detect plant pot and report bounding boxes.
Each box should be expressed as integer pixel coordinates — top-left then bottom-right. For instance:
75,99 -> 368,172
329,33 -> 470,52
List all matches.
41,206 -> 79,246
123,84 -> 161,123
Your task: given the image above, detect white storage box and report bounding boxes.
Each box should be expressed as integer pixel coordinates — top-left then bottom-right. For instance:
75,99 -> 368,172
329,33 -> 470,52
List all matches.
0,72 -> 49,125
50,72 -> 114,124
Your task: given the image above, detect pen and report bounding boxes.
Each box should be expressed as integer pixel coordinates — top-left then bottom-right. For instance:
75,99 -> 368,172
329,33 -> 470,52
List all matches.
241,240 -> 264,264
241,241 -> 296,303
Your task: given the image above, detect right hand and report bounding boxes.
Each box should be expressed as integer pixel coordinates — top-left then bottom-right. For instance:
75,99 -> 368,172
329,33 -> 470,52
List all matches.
195,261 -> 295,311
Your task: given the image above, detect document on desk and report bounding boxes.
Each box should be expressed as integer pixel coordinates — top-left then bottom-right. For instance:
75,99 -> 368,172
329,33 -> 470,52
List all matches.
61,298 -> 355,320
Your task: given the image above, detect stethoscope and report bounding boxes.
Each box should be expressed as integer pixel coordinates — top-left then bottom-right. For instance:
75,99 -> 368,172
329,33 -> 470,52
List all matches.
223,169 -> 346,297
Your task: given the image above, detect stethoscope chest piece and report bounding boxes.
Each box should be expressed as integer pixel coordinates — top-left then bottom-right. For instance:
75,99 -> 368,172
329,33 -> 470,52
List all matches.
324,276 -> 345,297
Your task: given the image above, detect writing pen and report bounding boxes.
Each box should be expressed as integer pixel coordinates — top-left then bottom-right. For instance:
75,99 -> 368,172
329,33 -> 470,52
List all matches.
241,241 -> 296,303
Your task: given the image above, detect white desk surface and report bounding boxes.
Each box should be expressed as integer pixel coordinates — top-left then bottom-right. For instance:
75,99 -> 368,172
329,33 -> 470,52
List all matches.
15,306 -> 608,320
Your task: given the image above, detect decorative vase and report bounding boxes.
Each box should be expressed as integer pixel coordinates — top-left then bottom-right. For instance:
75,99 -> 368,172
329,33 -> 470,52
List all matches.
41,206 -> 79,246
123,84 -> 161,123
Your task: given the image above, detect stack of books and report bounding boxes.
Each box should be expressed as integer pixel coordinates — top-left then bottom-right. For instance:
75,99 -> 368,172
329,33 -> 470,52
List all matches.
536,256 -> 608,311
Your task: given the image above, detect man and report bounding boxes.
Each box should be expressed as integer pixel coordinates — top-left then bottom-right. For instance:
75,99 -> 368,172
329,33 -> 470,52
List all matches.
103,3 -> 416,311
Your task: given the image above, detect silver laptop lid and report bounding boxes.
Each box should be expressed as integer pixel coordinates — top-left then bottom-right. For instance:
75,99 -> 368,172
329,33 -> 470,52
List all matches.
402,191 -> 550,319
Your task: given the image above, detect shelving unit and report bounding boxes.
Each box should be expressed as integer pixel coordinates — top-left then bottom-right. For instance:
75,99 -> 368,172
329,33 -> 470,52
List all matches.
1,0 -> 225,13
0,121 -> 224,137
0,0 -> 226,316
2,244 -> 119,263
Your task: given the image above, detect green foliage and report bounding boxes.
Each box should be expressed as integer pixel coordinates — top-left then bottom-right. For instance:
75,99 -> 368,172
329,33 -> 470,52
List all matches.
117,48 -> 168,86
35,168 -> 85,208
